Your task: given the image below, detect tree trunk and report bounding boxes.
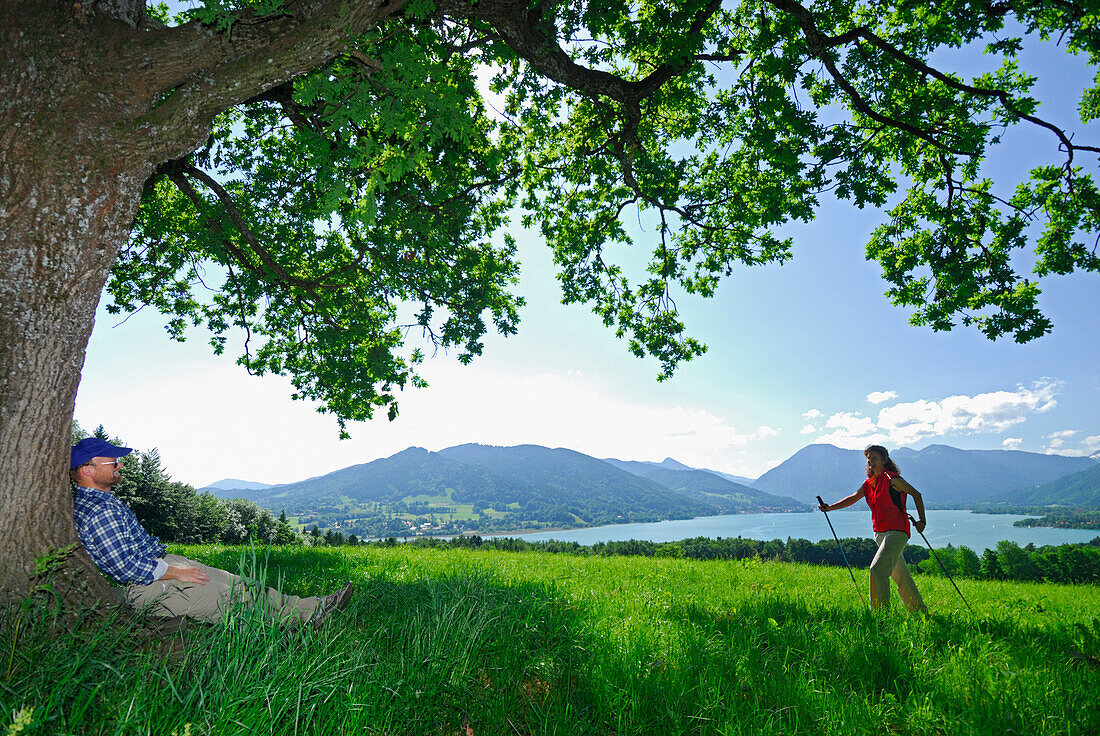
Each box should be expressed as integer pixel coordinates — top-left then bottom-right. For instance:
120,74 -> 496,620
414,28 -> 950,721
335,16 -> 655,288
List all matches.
0,3 -> 154,604
0,159 -> 145,603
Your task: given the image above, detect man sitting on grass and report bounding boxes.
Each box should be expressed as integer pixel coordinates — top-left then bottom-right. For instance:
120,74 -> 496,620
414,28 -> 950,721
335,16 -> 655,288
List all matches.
69,437 -> 352,628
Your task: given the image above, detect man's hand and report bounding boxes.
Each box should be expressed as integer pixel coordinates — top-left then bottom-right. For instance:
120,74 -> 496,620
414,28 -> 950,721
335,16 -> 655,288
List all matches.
163,564 -> 210,585
915,520 -> 927,534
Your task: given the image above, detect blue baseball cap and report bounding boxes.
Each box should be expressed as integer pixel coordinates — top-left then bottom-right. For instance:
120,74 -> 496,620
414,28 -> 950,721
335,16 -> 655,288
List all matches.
70,438 -> 132,469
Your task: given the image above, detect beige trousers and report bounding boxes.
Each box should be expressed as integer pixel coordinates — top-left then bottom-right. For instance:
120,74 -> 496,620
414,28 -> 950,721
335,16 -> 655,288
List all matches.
869,531 -> 927,612
125,554 -> 321,624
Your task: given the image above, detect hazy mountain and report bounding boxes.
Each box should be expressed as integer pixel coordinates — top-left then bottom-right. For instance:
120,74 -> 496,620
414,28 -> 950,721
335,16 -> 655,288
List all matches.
984,463 -> 1100,507
603,459 -> 803,512
647,458 -> 695,471
605,457 -> 757,487
603,457 -> 676,475
202,478 -> 274,493
752,443 -> 1096,507
705,470 -> 758,487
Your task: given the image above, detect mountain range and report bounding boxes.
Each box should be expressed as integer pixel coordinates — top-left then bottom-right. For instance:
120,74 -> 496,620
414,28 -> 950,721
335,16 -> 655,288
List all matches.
986,462 -> 1100,507
204,443 -> 1100,526
603,457 -> 757,487
206,444 -> 804,528
752,444 -> 1097,506
601,458 -> 785,514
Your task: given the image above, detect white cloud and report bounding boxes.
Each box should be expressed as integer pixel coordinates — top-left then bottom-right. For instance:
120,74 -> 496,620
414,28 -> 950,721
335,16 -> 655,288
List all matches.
825,412 -> 877,435
1044,430 -> 1084,454
1031,430 -> 1100,457
866,390 -> 898,405
1047,430 -> 1078,440
800,424 -> 818,435
812,380 -> 1062,449
1045,447 -> 1093,457
817,412 -> 887,449
1002,437 -> 1023,449
873,380 -> 1060,445
802,409 -> 821,420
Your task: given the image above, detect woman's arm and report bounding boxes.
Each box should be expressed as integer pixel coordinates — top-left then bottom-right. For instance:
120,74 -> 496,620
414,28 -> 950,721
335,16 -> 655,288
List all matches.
819,486 -> 865,512
892,476 -> 927,533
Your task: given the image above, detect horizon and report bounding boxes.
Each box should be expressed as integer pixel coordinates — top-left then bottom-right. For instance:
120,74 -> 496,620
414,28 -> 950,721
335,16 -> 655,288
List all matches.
194,439 -> 1100,491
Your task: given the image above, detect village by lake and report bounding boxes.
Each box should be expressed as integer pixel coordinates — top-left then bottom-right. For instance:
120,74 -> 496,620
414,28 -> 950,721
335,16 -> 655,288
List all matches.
487,509 -> 1099,552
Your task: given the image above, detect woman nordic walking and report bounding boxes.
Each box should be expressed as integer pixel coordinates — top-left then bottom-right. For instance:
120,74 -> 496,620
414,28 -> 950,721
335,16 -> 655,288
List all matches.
818,445 -> 928,612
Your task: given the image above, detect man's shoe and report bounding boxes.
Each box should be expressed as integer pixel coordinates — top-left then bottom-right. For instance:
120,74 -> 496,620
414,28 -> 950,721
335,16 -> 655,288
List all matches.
313,582 -> 353,629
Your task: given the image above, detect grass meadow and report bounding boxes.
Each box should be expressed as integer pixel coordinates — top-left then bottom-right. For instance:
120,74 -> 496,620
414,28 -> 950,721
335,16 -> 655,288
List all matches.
3,544 -> 1099,735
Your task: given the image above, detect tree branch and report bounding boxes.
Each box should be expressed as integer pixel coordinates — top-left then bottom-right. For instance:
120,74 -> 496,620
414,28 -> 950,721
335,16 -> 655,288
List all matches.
848,26 -> 1100,160
765,0 -> 977,156
129,0 -> 410,165
449,0 -> 723,106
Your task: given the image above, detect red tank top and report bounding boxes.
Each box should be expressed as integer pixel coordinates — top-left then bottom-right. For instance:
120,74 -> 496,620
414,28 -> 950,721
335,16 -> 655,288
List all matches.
863,470 -> 910,536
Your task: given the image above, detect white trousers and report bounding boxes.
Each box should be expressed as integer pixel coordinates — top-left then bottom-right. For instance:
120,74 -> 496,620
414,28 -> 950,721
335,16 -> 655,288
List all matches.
869,531 -> 927,612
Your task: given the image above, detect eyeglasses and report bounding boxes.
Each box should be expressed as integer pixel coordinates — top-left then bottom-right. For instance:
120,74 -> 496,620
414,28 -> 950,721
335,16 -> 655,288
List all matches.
85,459 -> 123,468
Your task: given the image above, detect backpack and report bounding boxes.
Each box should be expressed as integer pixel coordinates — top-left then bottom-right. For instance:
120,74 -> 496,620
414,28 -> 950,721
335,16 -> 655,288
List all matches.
887,474 -> 906,514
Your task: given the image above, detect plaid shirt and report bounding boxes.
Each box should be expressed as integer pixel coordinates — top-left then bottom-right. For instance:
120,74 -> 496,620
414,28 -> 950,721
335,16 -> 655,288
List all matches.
72,487 -> 166,585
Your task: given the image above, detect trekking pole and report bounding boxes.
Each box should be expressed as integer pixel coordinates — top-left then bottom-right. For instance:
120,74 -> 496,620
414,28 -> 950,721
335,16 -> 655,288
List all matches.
907,514 -> 976,616
817,496 -> 865,605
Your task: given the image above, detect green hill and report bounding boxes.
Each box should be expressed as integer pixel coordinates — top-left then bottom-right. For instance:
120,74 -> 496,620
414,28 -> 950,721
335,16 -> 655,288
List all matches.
437,443 -> 717,520
985,462 -> 1100,507
230,446 -> 528,507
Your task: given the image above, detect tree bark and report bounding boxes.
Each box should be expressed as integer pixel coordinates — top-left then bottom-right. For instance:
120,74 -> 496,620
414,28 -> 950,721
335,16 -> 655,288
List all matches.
0,1 -> 149,603
0,0 -> 400,605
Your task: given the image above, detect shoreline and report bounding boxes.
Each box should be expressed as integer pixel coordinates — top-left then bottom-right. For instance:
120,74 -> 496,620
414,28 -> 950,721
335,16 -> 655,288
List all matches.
365,525 -> 588,543
374,508 -> 822,543
368,508 -> 823,543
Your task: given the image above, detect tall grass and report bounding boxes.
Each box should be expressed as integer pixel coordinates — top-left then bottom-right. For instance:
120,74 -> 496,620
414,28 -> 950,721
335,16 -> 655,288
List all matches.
2,544 -> 1098,735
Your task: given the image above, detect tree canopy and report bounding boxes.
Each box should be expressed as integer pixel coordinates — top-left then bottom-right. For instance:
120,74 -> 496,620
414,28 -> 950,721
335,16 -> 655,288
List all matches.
116,0 -> 1099,427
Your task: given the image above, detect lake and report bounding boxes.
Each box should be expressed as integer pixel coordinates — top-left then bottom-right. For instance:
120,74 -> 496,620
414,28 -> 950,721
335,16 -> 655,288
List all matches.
488,509 -> 1099,552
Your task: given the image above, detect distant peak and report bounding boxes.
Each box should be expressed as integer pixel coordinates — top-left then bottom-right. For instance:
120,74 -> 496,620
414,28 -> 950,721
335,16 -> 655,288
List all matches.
390,446 -> 430,457
201,478 -> 273,491
658,457 -> 693,470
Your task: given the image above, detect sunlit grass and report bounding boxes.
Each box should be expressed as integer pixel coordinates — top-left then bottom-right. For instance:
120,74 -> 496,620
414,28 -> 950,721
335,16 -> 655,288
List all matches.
2,544 -> 1098,735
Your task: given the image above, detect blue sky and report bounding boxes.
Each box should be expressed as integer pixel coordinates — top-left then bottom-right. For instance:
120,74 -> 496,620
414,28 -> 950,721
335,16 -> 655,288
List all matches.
74,14 -> 1100,489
